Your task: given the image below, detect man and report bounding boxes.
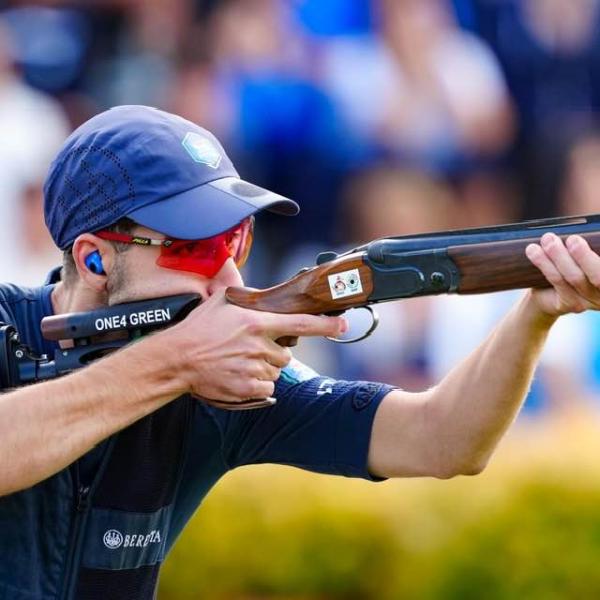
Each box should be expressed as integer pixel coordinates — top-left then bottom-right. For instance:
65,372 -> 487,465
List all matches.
0,105 -> 598,599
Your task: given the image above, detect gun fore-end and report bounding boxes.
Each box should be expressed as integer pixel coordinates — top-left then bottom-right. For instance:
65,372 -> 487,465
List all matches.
451,231 -> 600,293
226,254 -> 374,314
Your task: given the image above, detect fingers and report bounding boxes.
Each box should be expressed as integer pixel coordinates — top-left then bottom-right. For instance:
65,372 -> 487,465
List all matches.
526,233 -> 600,313
257,312 -> 349,339
565,235 -> 600,290
233,379 -> 275,402
542,234 -> 586,284
197,377 -> 277,409
526,235 -> 585,301
204,288 -> 348,340
262,340 -> 293,368
543,234 -> 600,301
526,242 -> 584,312
249,359 -> 281,382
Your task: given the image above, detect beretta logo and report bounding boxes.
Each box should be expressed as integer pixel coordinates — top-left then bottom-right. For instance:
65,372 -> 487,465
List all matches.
103,529 -> 124,550
103,528 -> 162,550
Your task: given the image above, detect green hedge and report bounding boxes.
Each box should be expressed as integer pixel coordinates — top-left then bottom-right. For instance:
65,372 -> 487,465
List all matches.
159,425 -> 600,599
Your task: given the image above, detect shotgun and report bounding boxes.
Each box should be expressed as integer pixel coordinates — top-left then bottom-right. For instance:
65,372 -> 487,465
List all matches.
1,212 -> 599,390
225,212 -> 600,342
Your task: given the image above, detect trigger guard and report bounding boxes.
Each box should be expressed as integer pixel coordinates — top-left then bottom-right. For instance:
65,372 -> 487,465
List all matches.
326,306 -> 379,344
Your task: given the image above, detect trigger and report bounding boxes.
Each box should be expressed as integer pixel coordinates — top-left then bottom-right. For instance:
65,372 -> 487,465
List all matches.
326,306 -> 379,344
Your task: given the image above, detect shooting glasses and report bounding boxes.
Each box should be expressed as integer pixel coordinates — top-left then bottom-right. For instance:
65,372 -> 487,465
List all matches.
96,216 -> 254,278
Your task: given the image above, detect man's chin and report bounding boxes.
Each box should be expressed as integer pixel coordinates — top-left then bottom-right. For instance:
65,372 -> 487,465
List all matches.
108,284 -> 207,307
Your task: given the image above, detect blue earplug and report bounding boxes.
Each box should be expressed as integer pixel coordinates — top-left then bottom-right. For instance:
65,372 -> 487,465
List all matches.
85,251 -> 106,275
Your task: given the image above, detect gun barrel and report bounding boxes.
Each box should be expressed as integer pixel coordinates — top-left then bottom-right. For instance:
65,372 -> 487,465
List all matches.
365,214 -> 600,257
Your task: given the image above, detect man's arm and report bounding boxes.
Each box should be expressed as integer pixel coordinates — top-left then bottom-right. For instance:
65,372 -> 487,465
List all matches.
0,334 -> 184,496
368,291 -> 553,478
368,233 -> 600,479
0,291 -> 345,496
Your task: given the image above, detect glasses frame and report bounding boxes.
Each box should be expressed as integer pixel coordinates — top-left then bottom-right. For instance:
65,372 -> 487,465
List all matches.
94,216 -> 254,277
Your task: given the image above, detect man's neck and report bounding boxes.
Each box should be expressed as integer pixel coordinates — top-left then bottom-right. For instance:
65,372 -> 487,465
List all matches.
51,280 -> 107,316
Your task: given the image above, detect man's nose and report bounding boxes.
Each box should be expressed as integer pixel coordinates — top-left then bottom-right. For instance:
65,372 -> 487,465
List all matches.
205,258 -> 243,296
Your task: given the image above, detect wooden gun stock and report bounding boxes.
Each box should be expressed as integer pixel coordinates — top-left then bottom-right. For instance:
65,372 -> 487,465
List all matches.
227,255 -> 373,314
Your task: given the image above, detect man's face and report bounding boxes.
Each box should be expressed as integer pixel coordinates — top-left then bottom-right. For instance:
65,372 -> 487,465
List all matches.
106,223 -> 245,306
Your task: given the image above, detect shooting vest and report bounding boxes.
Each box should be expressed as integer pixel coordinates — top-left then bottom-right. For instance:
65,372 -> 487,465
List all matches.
0,281 -> 201,599
67,395 -> 193,599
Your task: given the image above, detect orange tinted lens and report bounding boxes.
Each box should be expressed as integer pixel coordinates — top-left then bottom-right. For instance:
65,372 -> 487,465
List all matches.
229,217 -> 254,268
158,238 -> 229,277
158,217 -> 254,277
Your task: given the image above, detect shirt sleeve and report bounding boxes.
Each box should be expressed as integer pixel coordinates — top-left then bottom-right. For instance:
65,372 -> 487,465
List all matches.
219,359 -> 394,480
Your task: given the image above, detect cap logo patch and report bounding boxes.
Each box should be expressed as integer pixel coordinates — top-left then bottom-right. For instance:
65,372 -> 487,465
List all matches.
182,132 -> 222,169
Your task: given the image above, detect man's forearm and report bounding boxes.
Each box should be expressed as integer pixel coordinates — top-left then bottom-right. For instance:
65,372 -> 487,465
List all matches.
427,290 -> 557,474
0,334 -> 185,496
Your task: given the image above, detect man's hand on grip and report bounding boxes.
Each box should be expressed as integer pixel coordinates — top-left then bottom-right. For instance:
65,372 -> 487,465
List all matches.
162,289 -> 347,408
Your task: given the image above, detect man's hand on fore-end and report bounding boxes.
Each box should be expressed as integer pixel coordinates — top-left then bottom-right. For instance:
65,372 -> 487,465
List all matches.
163,289 -> 347,406
526,233 -> 600,318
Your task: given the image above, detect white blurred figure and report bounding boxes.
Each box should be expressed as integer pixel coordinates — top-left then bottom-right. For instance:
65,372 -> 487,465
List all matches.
320,0 -> 514,168
0,21 -> 69,285
427,290 -> 521,381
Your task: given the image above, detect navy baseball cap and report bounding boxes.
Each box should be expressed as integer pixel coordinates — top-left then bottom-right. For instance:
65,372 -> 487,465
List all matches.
44,105 -> 299,249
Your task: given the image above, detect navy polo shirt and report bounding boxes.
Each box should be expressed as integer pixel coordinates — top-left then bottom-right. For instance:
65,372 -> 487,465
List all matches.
0,281 -> 393,552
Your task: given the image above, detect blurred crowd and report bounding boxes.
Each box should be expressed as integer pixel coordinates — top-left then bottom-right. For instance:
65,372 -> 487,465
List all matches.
2,0 -> 600,415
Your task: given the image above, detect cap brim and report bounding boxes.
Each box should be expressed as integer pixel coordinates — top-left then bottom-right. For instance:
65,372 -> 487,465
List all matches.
127,176 -> 299,239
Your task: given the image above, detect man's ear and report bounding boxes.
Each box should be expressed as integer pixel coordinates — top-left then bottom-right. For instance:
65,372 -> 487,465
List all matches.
71,234 -> 117,291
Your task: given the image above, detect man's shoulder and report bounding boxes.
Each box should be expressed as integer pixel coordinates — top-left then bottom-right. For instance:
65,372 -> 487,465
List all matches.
0,282 -> 53,341
0,282 -> 47,307
0,283 -> 49,323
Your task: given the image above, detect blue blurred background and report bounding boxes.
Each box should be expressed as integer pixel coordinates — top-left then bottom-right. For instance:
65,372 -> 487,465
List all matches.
4,2 -> 600,597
